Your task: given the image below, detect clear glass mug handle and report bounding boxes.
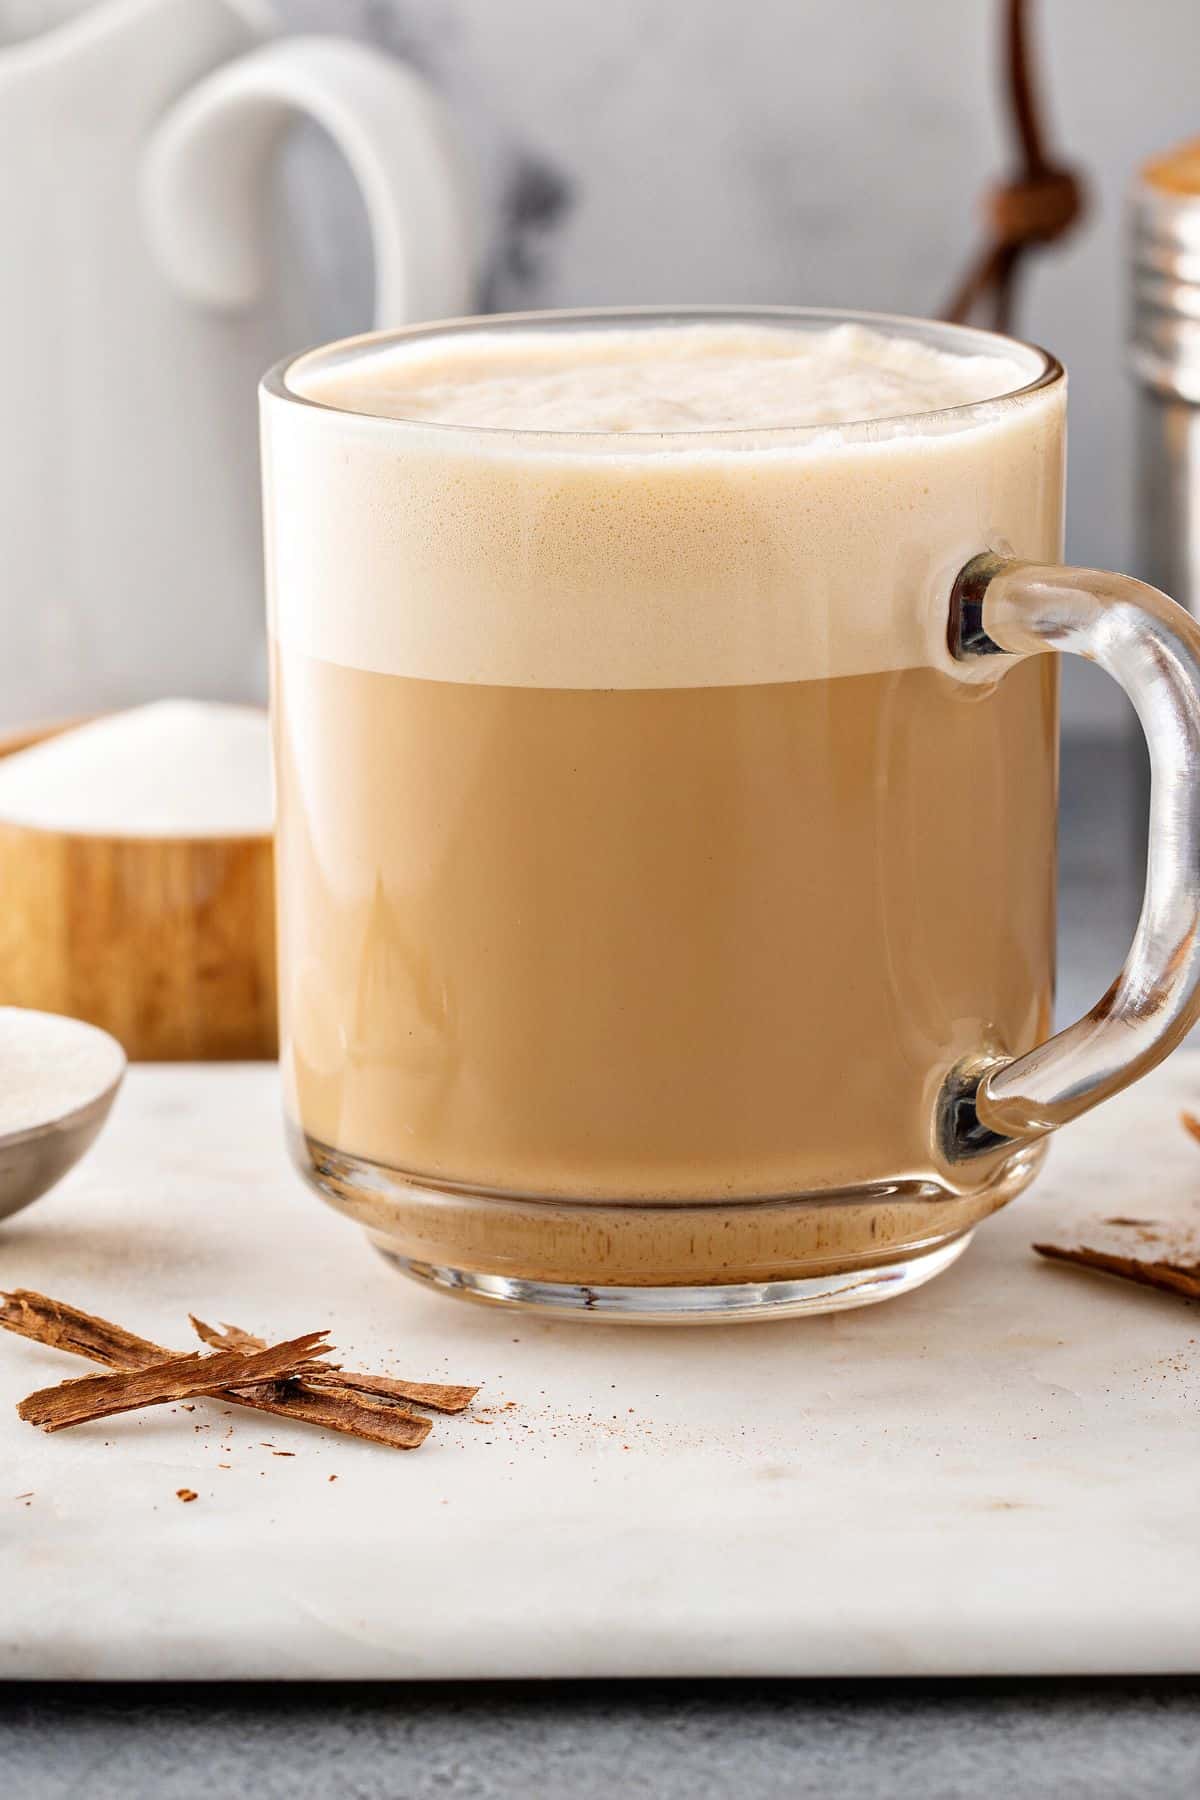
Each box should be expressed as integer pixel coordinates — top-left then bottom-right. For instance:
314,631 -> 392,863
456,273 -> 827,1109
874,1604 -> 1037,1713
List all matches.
940,553 -> 1200,1161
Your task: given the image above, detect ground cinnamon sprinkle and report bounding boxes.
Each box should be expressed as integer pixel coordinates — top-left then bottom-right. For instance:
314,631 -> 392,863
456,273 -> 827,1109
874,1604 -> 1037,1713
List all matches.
176,1489 -> 197,1503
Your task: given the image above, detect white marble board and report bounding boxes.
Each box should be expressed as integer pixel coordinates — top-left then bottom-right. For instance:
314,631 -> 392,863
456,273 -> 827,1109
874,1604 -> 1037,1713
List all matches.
2,1058 -> 1200,1680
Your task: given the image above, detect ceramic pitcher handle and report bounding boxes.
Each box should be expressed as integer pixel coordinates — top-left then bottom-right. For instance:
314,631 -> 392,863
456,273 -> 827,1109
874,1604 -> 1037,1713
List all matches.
141,36 -> 475,325
941,552 -> 1200,1160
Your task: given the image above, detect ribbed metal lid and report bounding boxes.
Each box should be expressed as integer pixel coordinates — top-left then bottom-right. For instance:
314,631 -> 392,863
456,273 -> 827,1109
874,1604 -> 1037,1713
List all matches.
1131,139 -> 1200,401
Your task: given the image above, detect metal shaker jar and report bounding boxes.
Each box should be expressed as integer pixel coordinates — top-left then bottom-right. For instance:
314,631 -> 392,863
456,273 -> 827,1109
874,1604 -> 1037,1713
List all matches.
1131,141 -> 1200,612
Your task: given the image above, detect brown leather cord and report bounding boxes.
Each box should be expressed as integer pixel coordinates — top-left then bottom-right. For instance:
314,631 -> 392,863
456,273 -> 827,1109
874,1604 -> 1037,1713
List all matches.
943,0 -> 1085,332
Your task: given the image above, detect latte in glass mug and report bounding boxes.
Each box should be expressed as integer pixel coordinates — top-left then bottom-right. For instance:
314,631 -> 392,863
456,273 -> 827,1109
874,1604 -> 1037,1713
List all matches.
261,308 -> 1200,1321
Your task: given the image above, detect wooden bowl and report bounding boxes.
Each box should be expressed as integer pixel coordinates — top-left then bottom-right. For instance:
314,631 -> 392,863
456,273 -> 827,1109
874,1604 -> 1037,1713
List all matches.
0,721 -> 276,1061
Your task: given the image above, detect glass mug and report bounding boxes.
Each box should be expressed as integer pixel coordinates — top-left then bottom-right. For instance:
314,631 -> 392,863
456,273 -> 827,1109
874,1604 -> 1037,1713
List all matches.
260,306 -> 1200,1323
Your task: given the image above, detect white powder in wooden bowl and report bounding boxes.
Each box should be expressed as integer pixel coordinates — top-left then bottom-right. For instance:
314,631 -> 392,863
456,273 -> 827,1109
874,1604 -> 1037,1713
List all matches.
0,1008 -> 125,1138
0,702 -> 272,837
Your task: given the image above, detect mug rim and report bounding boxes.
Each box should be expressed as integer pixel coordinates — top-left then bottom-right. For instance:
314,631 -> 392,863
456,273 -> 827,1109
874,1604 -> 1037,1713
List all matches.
262,304 -> 1064,450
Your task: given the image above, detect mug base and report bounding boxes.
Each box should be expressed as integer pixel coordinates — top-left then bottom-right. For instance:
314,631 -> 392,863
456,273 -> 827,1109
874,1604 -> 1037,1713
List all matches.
373,1231 -> 973,1324
292,1122 -> 1042,1323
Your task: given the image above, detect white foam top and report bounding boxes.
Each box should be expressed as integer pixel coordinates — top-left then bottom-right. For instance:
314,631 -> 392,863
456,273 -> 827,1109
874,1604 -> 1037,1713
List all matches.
0,702 -> 272,836
265,321 -> 1064,689
295,321 -> 1033,432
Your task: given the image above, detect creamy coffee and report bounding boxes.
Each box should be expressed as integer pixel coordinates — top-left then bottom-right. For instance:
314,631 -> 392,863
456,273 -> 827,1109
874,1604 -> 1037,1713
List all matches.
263,317 -> 1064,1292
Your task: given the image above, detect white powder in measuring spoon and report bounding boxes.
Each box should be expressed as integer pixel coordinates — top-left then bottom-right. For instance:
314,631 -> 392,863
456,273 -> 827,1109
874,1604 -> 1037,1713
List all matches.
0,701 -> 272,837
0,1009 -> 125,1138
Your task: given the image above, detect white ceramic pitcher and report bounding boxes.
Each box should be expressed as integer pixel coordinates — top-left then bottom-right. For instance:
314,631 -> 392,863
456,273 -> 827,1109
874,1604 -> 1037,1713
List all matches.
0,0 -> 475,723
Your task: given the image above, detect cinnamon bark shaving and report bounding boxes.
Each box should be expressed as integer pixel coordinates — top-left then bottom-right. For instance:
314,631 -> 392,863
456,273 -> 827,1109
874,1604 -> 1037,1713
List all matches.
240,1381 -> 430,1450
19,1332 -> 332,1433
0,1290 -> 168,1371
190,1316 -> 478,1413
188,1317 -> 264,1357
1033,1242 -> 1200,1302
301,1369 -> 478,1415
1,1293 -> 441,1448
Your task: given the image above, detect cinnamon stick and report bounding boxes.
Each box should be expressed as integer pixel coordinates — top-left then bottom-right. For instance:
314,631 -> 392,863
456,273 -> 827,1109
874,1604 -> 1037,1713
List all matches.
0,1289 -> 169,1370
19,1332 -> 332,1433
1033,1242 -> 1200,1302
190,1315 -> 478,1413
1181,1110 -> 1200,1148
1,1292 -> 438,1448
301,1369 -> 479,1415
238,1382 -> 430,1450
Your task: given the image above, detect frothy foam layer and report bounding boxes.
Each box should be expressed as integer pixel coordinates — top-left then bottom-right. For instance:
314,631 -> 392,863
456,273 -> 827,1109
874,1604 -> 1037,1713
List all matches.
294,322 -> 1033,432
264,320 -> 1064,689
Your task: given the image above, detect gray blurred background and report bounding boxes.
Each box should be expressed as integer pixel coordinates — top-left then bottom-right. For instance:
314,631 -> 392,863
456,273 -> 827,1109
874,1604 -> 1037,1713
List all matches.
278,0 -> 1199,740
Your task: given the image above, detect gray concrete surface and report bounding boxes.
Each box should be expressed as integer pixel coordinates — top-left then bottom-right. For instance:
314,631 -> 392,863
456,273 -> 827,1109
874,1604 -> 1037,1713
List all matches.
2,1679 -> 1200,1799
